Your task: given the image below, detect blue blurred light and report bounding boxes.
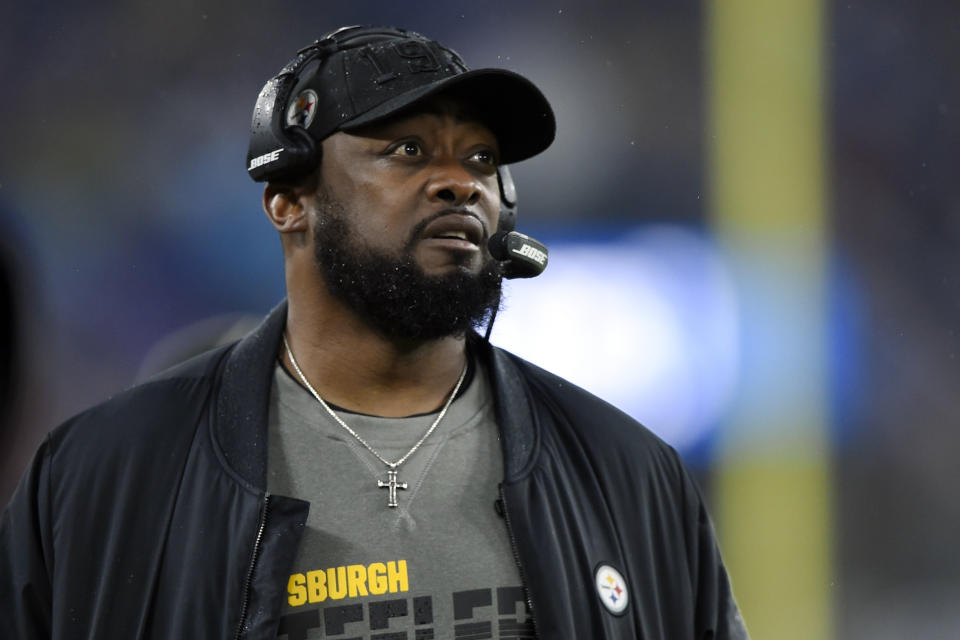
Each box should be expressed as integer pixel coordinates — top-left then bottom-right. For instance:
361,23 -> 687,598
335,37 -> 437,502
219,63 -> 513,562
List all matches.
490,224 -> 740,455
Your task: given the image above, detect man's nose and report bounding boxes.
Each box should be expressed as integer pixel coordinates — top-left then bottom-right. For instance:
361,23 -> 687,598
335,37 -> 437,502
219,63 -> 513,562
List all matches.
425,160 -> 482,207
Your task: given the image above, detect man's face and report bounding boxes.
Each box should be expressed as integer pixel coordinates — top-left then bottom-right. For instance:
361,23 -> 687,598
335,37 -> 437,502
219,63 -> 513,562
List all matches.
305,99 -> 505,340
318,99 -> 502,274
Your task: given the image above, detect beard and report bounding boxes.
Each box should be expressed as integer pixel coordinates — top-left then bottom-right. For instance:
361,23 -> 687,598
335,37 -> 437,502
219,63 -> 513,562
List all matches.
311,190 -> 503,342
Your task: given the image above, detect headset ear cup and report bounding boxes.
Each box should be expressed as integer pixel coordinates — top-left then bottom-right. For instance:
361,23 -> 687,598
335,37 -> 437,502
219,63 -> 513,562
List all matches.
248,44 -> 329,183
268,70 -> 321,180
497,166 -> 518,232
278,124 -> 321,179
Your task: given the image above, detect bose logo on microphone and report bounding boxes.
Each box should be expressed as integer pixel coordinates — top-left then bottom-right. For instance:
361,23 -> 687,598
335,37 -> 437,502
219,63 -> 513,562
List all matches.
513,243 -> 547,265
249,149 -> 282,170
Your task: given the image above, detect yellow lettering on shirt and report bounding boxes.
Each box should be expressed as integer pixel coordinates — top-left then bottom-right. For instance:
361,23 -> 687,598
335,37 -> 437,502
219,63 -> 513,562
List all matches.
288,573 -> 307,607
347,564 -> 369,598
327,566 -> 348,600
306,569 -> 327,603
387,560 -> 409,593
287,560 -> 408,606
368,562 -> 388,595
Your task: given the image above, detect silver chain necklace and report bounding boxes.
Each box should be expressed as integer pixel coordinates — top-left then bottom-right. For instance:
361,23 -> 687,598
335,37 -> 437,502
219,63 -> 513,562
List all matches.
282,334 -> 467,508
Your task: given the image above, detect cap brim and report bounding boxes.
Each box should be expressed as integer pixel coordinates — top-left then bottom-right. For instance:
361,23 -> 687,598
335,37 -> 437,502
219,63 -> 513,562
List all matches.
339,68 -> 555,165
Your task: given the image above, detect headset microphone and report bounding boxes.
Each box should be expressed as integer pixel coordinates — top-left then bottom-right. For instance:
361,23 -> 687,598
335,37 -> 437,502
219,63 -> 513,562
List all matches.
483,229 -> 548,340
488,231 -> 549,279
488,165 -> 548,279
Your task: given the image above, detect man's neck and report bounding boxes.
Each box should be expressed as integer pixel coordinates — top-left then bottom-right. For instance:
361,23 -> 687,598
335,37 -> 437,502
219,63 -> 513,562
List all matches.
283,293 -> 469,418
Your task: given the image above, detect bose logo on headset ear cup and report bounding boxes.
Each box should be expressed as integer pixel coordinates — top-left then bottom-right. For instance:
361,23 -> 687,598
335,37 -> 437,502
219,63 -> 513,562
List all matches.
248,149 -> 283,171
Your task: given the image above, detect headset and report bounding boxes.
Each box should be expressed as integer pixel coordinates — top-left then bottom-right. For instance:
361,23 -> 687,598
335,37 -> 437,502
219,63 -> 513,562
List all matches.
248,26 -> 545,279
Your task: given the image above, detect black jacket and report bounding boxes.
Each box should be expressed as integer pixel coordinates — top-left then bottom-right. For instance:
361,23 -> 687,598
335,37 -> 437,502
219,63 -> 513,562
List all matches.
1,303 -> 746,639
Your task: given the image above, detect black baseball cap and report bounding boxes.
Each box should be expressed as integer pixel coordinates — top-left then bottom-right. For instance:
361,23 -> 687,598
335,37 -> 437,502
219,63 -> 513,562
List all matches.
247,26 -> 556,182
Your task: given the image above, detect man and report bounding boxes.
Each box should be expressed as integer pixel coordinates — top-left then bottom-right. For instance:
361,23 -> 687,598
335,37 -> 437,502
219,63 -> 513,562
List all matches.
0,26 -> 747,639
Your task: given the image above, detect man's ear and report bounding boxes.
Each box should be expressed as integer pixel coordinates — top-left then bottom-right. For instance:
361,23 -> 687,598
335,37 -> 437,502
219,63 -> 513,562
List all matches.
263,183 -> 309,234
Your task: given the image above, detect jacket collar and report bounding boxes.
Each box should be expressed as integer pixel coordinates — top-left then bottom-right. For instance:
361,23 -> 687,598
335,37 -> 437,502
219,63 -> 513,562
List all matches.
211,300 -> 538,491
472,335 -> 540,482
213,301 -> 288,492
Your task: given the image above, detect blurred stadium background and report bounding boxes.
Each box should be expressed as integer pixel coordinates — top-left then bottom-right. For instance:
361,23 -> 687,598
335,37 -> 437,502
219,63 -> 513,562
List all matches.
2,1 -> 958,638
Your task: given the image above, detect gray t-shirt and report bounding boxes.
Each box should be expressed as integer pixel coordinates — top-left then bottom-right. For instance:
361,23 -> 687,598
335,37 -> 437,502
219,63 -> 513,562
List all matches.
267,357 -> 534,639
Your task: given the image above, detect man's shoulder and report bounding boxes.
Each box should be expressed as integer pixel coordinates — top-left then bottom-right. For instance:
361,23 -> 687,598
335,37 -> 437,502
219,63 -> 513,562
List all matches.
492,346 -> 680,461
47,344 -> 233,463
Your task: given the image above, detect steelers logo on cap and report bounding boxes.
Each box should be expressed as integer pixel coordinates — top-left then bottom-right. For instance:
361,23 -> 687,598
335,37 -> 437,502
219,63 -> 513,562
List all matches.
286,89 -> 318,128
595,563 -> 629,615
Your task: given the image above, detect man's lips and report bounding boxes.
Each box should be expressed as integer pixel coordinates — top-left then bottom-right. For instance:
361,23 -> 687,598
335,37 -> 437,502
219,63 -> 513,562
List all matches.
418,213 -> 485,249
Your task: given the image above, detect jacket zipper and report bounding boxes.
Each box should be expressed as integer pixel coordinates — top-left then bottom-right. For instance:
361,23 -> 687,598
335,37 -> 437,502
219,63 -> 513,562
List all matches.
498,486 -> 539,635
234,493 -> 271,640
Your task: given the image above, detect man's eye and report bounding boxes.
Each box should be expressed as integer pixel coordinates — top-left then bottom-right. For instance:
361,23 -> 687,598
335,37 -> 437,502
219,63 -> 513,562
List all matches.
392,141 -> 423,157
471,150 -> 497,166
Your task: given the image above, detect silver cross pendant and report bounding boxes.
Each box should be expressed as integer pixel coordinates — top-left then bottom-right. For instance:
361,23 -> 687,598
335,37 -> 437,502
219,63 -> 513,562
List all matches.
377,469 -> 408,508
